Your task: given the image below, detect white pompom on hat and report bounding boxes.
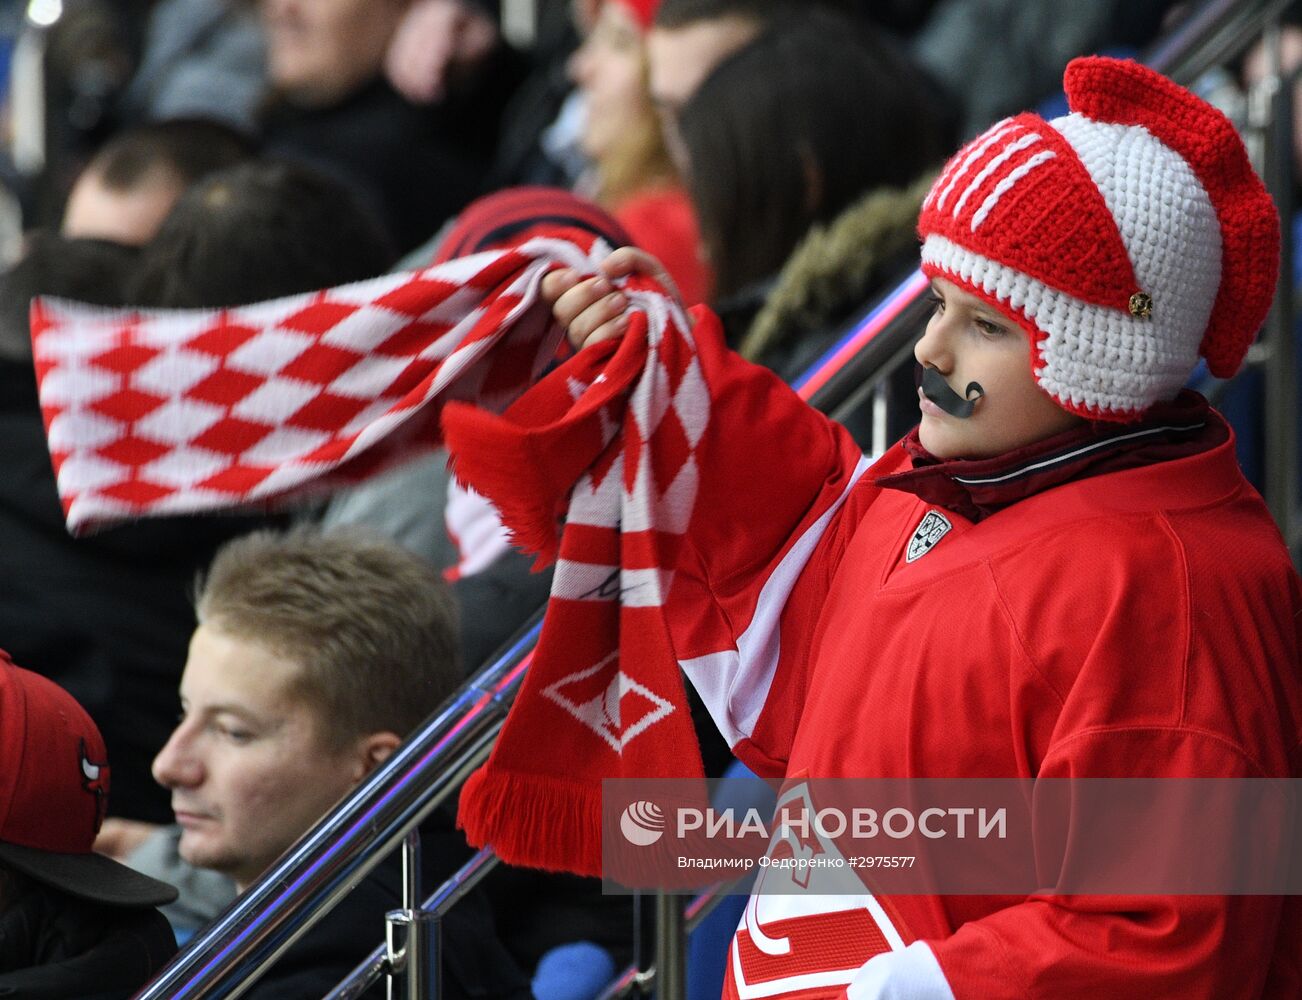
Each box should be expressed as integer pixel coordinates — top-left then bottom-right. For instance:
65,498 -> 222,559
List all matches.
917,56 -> 1280,421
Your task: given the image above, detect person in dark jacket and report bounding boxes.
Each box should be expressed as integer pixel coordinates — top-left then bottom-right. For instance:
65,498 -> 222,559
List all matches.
0,652 -> 177,1000
257,0 -> 523,253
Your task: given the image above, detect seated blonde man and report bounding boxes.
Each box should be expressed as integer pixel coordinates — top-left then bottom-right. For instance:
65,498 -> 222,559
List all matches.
145,529 -> 530,999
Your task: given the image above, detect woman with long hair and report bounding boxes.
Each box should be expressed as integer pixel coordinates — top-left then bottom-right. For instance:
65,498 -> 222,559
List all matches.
679,9 -> 954,374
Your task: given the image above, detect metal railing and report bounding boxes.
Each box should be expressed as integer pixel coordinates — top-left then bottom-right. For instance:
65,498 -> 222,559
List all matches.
130,1 -> 1298,996
1249,26 -> 1301,552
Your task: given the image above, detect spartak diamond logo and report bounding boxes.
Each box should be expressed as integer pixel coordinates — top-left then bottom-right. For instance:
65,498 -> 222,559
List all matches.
543,651 -> 674,752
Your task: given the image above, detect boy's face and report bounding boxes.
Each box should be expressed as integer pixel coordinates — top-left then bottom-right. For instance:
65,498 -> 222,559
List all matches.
151,625 -> 371,891
914,278 -> 1082,460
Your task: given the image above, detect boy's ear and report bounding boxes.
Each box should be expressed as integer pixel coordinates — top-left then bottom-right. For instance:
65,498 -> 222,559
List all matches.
351,731 -> 402,781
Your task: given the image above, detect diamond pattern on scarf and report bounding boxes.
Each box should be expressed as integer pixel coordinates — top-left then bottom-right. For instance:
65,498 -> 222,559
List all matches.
29,239 -> 615,531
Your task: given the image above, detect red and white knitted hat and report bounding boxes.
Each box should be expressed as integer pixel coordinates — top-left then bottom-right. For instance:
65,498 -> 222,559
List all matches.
917,56 -> 1280,420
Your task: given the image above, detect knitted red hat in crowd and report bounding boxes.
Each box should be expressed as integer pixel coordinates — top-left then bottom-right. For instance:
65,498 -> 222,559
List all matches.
917,56 -> 1280,421
433,186 -> 632,265
0,651 -> 177,907
609,0 -> 660,30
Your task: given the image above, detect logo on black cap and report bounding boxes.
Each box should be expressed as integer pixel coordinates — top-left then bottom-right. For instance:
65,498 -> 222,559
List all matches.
79,739 -> 109,835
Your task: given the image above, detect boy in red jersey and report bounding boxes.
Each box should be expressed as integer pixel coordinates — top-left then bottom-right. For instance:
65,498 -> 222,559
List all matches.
542,57 -> 1301,999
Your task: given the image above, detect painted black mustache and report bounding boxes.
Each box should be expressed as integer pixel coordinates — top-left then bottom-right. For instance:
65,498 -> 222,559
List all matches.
921,367 -> 985,419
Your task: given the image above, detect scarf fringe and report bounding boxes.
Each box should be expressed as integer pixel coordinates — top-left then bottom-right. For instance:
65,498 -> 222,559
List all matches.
458,765 -> 716,888
458,766 -> 604,876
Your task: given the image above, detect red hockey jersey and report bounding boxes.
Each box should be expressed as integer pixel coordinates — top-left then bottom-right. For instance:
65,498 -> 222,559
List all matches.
664,309 -> 1302,999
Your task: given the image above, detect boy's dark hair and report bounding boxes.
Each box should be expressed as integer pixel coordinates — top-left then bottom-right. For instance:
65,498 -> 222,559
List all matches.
195,528 -> 461,745
89,118 -> 256,191
128,159 -> 397,309
0,232 -> 140,362
679,10 -> 953,300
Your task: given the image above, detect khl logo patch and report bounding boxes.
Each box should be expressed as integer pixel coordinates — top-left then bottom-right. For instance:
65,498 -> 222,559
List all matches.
906,510 -> 951,562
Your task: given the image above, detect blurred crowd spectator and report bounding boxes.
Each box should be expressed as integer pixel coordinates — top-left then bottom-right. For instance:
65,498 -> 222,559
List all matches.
570,0 -> 709,304
678,7 -> 951,366
61,118 -> 253,245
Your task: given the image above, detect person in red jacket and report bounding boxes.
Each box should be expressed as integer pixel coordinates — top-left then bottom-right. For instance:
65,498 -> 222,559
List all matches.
542,57 -> 1301,999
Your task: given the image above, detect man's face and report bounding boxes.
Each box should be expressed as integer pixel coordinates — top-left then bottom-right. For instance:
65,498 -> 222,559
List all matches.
152,625 -> 369,890
262,0 -> 406,107
61,167 -> 183,246
646,17 -> 760,173
914,277 -> 1083,460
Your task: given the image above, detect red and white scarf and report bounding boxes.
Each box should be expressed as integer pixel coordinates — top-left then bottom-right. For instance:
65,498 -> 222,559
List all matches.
30,230 -> 706,874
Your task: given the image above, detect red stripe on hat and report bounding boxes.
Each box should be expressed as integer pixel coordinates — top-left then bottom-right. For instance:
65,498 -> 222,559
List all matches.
918,112 -> 1137,313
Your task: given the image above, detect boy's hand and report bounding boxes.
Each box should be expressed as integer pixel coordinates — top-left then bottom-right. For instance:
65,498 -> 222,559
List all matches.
541,248 -> 682,351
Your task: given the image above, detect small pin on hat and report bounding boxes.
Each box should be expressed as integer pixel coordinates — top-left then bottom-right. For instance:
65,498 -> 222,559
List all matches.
1129,292 -> 1153,318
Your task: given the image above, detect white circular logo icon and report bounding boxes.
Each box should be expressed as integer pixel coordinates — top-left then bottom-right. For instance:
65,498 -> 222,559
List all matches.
620,800 -> 665,846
